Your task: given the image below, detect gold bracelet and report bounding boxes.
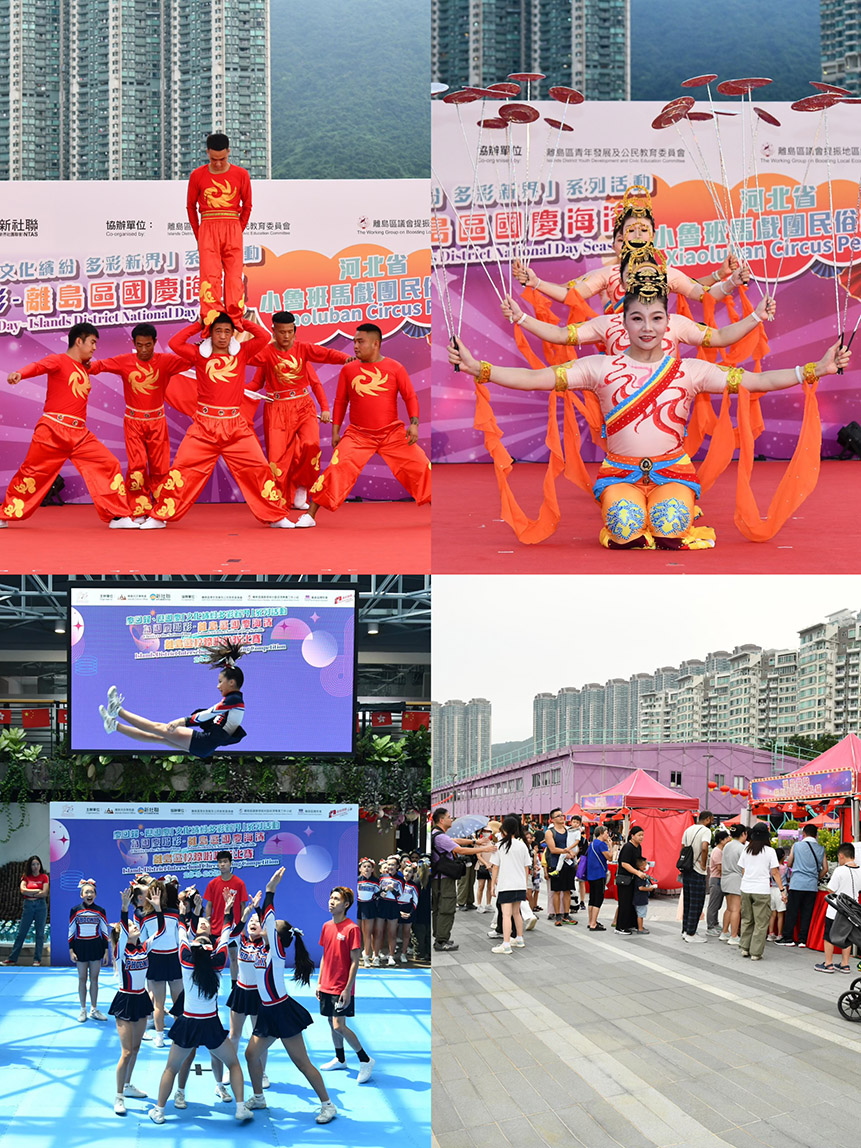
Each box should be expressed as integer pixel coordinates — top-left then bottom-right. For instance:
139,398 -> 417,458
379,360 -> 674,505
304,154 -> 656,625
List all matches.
476,361 -> 492,385
566,324 -> 580,347
554,365 -> 569,392
802,361 -> 818,385
724,366 -> 743,394
701,326 -> 713,349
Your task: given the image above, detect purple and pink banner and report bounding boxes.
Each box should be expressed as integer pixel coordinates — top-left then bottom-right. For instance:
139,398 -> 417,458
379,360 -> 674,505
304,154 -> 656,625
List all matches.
751,768 -> 856,803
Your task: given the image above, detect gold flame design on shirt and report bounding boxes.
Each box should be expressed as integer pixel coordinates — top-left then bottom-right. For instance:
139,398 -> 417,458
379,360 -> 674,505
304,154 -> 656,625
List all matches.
274,356 -> 302,384
129,362 -> 158,395
69,367 -> 91,399
351,367 -> 388,397
204,357 -> 236,384
203,178 -> 236,209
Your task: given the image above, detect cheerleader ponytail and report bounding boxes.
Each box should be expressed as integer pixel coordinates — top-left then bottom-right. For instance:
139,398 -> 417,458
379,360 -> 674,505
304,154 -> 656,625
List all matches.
276,920 -> 315,985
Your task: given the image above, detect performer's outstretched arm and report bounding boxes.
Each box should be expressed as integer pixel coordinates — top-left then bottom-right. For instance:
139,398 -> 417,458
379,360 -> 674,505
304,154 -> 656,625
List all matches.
449,336 -> 586,392
168,322 -> 204,363
512,260 -> 609,302
701,341 -> 850,394
502,295 -> 603,346
705,295 -> 775,347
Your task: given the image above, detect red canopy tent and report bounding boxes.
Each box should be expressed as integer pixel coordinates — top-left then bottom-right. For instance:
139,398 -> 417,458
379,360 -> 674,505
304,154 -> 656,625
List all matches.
581,769 -> 699,889
750,733 -> 861,840
563,801 -> 595,822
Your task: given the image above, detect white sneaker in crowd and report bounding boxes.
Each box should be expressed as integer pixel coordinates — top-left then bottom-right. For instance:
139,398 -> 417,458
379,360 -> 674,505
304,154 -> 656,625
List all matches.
316,1101 -> 337,1124
727,937 -> 740,946
491,942 -> 512,954
357,1058 -> 374,1084
320,1058 -> 347,1071
173,1089 -> 187,1110
123,1084 -> 147,1098
511,938 -> 526,948
114,1096 -> 126,1116
682,934 -> 707,944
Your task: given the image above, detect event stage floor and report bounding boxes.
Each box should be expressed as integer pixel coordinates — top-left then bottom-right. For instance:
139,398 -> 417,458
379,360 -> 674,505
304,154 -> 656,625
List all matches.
0,967 -> 430,1147
432,460 -> 861,573
0,502 -> 431,575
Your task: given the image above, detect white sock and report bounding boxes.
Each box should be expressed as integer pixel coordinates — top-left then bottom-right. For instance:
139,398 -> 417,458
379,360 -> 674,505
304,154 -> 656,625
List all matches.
254,1092 -> 264,1101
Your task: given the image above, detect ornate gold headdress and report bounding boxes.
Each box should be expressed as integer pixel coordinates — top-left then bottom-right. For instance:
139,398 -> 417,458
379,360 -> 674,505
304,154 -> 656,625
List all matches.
620,240 -> 668,274
613,184 -> 654,226
626,263 -> 669,303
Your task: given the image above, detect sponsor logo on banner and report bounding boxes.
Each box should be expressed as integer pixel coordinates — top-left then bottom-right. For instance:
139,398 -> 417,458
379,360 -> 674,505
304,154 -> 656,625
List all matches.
328,806 -> 353,820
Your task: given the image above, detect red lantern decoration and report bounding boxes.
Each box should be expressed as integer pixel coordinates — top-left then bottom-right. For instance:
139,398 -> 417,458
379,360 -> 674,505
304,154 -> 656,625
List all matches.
719,785 -> 730,793
707,781 -> 718,790
739,789 -> 749,798
730,788 -> 740,796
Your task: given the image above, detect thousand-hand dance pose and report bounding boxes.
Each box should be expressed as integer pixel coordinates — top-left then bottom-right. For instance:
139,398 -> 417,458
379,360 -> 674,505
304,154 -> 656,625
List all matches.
99,640 -> 247,758
449,265 -> 850,549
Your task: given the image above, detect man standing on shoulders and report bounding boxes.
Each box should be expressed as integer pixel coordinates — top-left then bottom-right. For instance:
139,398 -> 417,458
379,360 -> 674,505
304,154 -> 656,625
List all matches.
774,823 -> 828,947
431,808 -> 494,953
680,811 -> 713,944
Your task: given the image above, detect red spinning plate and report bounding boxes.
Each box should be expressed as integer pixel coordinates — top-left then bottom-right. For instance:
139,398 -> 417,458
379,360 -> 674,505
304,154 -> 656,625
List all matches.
652,105 -> 689,129
791,93 -> 839,111
682,74 -> 718,87
839,97 -> 861,104
431,83 -> 449,96
478,117 -> 507,129
661,96 -> 695,114
469,87 -> 507,99
810,81 -> 854,96
545,117 -> 574,131
549,86 -> 585,105
498,102 -> 540,124
753,107 -> 781,126
685,111 -> 713,121
716,77 -> 773,95
713,110 -> 738,116
443,90 -> 482,104
487,82 -> 521,96
508,72 -> 545,82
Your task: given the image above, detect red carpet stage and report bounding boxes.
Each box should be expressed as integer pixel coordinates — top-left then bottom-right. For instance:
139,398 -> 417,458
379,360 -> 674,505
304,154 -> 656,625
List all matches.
432,461 -> 861,573
0,502 -> 430,574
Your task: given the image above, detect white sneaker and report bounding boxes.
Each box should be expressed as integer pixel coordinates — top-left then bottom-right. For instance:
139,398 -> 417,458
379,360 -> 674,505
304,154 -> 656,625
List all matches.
487,930 -> 503,938
91,1007 -> 108,1020
123,1083 -> 147,1098
357,1057 -> 374,1084
387,955 -> 396,966
398,953 -> 408,964
476,905 -> 486,913
109,517 -> 140,529
293,487 -> 309,510
360,954 -> 369,967
525,916 -> 537,931
173,1089 -> 187,1110
261,1073 -> 270,1089
133,516 -> 147,525
99,705 -> 118,733
371,955 -> 380,967
270,516 -> 296,528
491,942 -> 512,954
727,937 -> 740,946
78,1007 -> 88,1022
114,1095 -> 126,1115
682,935 -> 707,944
246,1095 -> 267,1110
235,1102 -> 253,1122
148,1107 -> 165,1124
320,1058 -> 348,1071
0,521 -> 7,529
215,1083 -> 232,1102
719,932 -> 731,941
107,686 -> 124,718
141,1028 -> 153,1040
153,1032 -> 165,1049
512,938 -> 526,948
140,518 -> 166,530
316,1101 -> 337,1124
706,927 -> 722,936
295,513 -> 316,528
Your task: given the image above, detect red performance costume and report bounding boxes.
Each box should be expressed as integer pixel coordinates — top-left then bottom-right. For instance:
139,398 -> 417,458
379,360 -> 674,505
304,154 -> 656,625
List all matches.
1,355 -> 129,523
90,352 -> 190,515
311,358 -> 431,511
250,341 -> 351,504
149,320 -> 288,524
187,164 -> 252,328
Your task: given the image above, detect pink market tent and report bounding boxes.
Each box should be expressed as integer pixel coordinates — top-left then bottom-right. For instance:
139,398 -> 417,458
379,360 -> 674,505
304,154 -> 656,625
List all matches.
581,769 -> 698,888
784,732 -> 861,779
751,734 -> 861,839
563,801 -> 595,822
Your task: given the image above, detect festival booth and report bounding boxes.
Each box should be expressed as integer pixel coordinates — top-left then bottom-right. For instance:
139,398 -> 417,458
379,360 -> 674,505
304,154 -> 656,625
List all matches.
749,733 -> 861,952
581,769 -> 698,899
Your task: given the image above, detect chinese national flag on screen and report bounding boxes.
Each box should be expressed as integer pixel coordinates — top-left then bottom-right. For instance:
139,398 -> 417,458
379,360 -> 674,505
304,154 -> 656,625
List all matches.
401,711 -> 430,731
371,712 -> 392,727
22,709 -> 50,728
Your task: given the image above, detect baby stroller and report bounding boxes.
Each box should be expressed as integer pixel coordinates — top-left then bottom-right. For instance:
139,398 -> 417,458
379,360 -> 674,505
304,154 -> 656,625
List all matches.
825,892 -> 861,1021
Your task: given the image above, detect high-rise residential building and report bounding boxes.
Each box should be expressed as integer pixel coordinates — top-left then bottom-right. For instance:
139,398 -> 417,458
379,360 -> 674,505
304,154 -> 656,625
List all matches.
821,0 -> 861,90
466,697 -> 492,777
532,691 -> 556,754
555,686 -> 580,747
431,0 -> 630,99
796,609 -> 856,737
0,0 -> 270,181
432,697 -> 493,786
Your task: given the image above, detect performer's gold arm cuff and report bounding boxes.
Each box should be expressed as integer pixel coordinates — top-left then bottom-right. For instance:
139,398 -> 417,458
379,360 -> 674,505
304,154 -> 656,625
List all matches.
554,365 -> 570,392
477,361 -> 492,385
724,366 -> 743,395
802,361 -> 819,385
566,324 -> 580,346
701,326 -> 714,349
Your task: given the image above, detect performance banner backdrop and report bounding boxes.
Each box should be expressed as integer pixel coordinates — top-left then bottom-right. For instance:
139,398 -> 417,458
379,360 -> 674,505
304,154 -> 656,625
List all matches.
49,801 -> 358,967
0,179 -> 429,502
432,99 -> 861,462
69,582 -> 356,754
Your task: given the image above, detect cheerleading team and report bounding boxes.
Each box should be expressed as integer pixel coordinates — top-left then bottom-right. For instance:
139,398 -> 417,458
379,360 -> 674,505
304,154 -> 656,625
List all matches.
98,640 -> 247,758
148,887 -> 252,1125
139,878 -> 183,1049
356,858 -> 382,966
68,878 -> 110,1022
110,885 -> 161,1114
243,866 -> 337,1124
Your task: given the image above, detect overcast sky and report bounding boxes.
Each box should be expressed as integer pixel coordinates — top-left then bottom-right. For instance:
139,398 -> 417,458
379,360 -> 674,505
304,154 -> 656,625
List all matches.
433,576 -> 861,743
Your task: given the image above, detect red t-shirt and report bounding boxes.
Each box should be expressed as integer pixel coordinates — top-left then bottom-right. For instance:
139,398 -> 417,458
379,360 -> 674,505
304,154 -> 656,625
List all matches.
203,873 -> 248,934
331,357 -> 420,430
21,873 -> 49,896
169,320 -> 271,409
91,352 -> 190,411
186,164 -> 252,237
318,918 -> 362,996
250,341 -> 351,411
19,354 -> 95,420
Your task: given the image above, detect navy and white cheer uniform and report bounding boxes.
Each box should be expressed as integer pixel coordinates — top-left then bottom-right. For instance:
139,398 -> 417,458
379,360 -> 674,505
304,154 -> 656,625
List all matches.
109,911 -> 158,1022
377,874 -> 403,921
356,878 -> 380,921
68,901 -> 109,963
251,892 -> 314,1040
167,922 -> 232,1050
140,908 -> 183,982
184,689 -> 247,759
396,881 -> 420,926
226,921 -> 266,1015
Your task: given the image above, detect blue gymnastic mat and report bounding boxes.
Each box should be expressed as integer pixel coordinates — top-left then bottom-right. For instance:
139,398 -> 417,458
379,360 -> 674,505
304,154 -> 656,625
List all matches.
0,967 -> 430,1147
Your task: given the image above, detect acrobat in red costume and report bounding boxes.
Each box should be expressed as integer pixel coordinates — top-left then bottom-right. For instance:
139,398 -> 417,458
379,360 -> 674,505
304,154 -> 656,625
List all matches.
0,322 -> 136,529
249,311 -> 352,509
143,315 -> 293,529
300,324 -> 431,527
187,133 -> 252,330
90,324 -> 190,517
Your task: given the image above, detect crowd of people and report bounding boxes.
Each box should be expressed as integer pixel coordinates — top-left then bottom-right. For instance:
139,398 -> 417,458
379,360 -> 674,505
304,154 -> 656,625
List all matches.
431,806 -> 861,971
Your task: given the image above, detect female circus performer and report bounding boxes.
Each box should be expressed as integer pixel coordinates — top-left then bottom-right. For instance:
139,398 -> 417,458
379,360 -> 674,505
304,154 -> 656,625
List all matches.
148,887 -> 252,1125
449,266 -> 850,549
110,885 -> 161,1114
140,878 -> 183,1049
68,879 -> 110,1022
243,866 -> 337,1124
98,640 -> 247,758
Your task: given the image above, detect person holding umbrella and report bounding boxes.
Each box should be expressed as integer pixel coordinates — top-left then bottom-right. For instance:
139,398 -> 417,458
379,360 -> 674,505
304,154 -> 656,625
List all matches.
431,809 -> 495,953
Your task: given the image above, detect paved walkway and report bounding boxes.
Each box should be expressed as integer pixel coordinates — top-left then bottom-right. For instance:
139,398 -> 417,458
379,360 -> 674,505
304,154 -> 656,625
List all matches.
432,897 -> 861,1148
